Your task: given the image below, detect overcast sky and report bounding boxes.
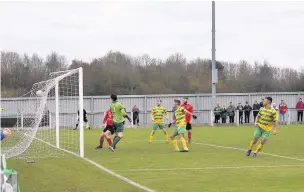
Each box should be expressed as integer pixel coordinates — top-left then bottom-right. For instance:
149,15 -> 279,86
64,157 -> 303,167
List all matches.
1,1 -> 304,69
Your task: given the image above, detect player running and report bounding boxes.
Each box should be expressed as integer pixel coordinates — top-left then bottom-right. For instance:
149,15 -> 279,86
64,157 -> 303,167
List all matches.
149,99 -> 169,144
181,97 -> 194,144
246,97 -> 279,158
95,109 -> 115,151
170,99 -> 197,152
110,94 -> 131,150
74,109 -> 90,130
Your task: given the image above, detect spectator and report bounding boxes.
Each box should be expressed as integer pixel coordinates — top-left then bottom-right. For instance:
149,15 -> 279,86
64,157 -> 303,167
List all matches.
279,100 -> 288,124
260,98 -> 264,108
296,98 -> 304,123
243,101 -> 252,123
236,103 -> 244,124
132,105 -> 140,126
252,100 -> 260,122
214,103 -> 221,123
227,102 -> 236,124
221,105 -> 228,124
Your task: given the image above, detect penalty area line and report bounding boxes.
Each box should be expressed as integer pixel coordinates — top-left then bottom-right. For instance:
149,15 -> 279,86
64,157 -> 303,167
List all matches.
112,164 -> 304,172
82,157 -> 156,192
193,142 -> 304,162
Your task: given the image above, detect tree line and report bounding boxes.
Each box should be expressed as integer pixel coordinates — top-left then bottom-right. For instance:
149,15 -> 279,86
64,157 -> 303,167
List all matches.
1,51 -> 303,97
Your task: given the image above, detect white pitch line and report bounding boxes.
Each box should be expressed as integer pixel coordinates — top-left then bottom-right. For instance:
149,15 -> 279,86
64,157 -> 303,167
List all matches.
113,164 -> 304,172
83,157 -> 156,192
193,142 -> 304,162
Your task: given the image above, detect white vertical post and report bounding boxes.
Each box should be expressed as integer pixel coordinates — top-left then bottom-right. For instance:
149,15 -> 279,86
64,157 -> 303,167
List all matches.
236,110 -> 240,126
131,111 -> 134,128
16,113 -> 19,131
55,79 -> 60,149
49,112 -> 52,130
210,110 -> 214,126
21,114 -> 24,130
78,67 -> 84,158
287,110 -> 291,125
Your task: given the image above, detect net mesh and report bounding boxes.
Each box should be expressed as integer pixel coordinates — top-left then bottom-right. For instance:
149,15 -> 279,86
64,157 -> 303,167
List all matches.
1,68 -> 82,160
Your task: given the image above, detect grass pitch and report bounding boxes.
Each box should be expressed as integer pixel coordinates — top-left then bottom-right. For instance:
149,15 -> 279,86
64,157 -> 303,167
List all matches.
8,124 -> 304,192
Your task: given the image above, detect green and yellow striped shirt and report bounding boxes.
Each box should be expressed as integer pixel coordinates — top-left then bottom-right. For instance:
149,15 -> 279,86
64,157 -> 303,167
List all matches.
174,106 -> 186,127
152,106 -> 168,124
257,107 -> 278,131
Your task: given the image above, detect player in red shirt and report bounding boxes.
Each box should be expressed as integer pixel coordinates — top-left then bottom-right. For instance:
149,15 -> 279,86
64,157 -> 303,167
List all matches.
95,109 -> 115,151
181,97 -> 194,144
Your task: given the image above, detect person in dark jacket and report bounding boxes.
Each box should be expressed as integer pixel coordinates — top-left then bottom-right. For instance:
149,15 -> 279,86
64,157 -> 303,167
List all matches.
132,105 -> 140,126
260,98 -> 264,108
252,100 -> 260,122
214,103 -> 221,123
243,101 -> 252,123
227,102 -> 236,124
221,106 -> 228,124
236,103 -> 244,124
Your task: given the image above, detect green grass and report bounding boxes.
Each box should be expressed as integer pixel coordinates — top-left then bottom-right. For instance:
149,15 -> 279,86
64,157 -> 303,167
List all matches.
7,124 -> 304,192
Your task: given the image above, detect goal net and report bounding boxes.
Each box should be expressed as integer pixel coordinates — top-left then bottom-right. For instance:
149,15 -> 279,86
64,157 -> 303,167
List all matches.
1,68 -> 84,160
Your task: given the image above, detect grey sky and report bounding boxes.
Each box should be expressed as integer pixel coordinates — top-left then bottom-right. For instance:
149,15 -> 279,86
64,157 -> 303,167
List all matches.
1,1 -> 304,69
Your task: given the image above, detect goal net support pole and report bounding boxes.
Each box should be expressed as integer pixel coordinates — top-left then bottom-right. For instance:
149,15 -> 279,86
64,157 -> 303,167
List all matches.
78,67 -> 84,158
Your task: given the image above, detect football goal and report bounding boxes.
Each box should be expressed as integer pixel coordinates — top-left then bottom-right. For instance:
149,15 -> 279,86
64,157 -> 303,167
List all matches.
1,67 -> 84,160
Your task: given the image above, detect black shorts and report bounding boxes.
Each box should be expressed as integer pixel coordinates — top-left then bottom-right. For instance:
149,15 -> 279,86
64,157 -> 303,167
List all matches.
186,123 -> 192,130
103,125 -> 114,135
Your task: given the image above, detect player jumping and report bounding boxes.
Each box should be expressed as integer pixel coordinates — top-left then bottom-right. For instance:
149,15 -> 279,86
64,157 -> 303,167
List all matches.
95,109 -> 115,151
110,94 -> 131,150
74,109 -> 90,130
149,99 -> 169,144
246,97 -> 278,158
181,97 -> 194,144
170,99 -> 197,152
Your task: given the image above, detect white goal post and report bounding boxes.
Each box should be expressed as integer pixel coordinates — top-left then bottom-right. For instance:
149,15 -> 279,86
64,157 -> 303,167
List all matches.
2,67 -> 84,159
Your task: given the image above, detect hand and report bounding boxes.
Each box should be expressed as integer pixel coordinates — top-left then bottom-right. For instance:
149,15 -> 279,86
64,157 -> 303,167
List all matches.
273,129 -> 277,135
102,124 -> 106,128
192,115 -> 197,119
254,122 -> 258,126
3,128 -> 12,138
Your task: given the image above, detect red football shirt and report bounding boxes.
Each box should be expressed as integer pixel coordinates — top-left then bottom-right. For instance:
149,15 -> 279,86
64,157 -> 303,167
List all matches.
181,103 -> 194,123
103,109 -> 113,126
279,104 -> 287,114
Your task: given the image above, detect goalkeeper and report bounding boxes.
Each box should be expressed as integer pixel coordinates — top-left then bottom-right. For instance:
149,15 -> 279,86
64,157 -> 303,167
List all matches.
149,99 -> 169,144
74,109 -> 90,130
170,100 -> 197,152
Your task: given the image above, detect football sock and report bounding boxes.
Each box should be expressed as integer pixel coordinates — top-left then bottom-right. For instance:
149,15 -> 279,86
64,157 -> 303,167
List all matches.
188,131 -> 192,141
180,137 -> 188,150
164,133 -> 168,141
172,139 -> 179,151
106,137 -> 112,147
149,134 -> 154,143
113,136 -> 121,147
255,143 -> 263,153
100,135 -> 104,147
249,140 -> 254,150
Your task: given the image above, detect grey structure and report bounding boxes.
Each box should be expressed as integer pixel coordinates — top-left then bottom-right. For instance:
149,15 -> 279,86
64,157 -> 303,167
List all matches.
1,92 -> 303,128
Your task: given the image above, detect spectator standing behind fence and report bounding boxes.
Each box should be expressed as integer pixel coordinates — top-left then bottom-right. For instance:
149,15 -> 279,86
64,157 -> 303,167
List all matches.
236,103 -> 244,124
260,98 -> 264,108
214,103 -> 221,123
221,106 -> 228,124
296,98 -> 304,123
227,102 -> 236,124
244,101 -> 252,123
132,105 -> 140,126
279,100 -> 288,124
252,100 -> 260,122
